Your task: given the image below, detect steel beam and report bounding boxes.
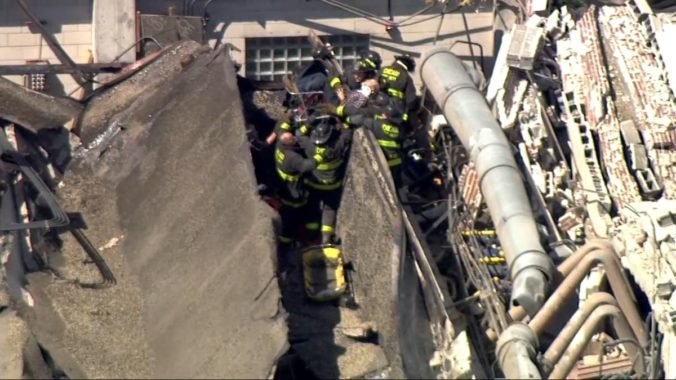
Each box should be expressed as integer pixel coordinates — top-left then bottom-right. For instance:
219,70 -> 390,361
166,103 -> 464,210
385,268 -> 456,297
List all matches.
15,0 -> 88,86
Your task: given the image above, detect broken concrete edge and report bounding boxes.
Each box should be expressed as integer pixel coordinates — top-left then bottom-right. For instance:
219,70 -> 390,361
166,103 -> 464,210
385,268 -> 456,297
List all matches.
339,128 -> 408,378
0,76 -> 84,133
77,40 -> 209,145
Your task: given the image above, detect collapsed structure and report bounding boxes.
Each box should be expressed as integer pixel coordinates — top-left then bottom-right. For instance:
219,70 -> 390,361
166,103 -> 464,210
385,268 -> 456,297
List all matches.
1,0 -> 675,379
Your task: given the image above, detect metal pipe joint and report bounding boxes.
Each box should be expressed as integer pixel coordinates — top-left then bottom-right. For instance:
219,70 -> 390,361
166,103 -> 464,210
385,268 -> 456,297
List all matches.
496,323 -> 542,379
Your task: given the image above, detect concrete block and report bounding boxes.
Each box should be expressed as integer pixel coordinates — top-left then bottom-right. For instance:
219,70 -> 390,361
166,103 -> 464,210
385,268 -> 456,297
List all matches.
62,30 -> 91,45
0,46 -> 40,62
40,45 -> 80,63
78,24 -> 92,31
0,34 -> 7,47
7,33 -> 41,47
0,26 -> 30,34
43,34 -> 63,44
62,24 -> 80,32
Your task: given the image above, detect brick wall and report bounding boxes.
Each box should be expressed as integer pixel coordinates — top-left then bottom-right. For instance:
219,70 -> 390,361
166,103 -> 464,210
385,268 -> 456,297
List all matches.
0,0 -> 93,95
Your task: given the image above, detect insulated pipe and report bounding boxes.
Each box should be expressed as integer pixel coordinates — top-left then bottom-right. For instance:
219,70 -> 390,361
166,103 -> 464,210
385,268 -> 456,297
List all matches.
496,323 -> 542,379
527,249 -> 647,348
541,292 -> 618,373
421,48 -> 554,316
548,304 -> 645,380
487,239 -> 615,340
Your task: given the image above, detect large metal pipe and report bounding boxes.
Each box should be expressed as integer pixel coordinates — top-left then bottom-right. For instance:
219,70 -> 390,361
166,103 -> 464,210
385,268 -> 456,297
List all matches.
496,323 -> 542,379
420,48 -> 554,316
548,304 -> 645,379
527,248 -> 647,347
541,292 -> 618,373
488,239 -> 615,340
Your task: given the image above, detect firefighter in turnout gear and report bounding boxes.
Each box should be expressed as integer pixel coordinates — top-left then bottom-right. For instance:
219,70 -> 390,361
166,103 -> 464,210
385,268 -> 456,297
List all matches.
274,130 -> 317,248
298,116 -> 353,244
379,53 -> 417,114
329,50 -> 382,101
349,100 -> 407,187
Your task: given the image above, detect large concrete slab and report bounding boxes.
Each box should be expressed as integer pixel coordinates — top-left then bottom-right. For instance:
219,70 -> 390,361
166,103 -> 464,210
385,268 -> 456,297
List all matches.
24,41 -> 287,379
0,76 -> 83,132
337,129 -> 440,379
337,129 -> 407,378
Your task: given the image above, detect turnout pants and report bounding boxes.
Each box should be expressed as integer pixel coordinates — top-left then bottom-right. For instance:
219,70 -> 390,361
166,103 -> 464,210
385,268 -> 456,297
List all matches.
306,187 -> 342,244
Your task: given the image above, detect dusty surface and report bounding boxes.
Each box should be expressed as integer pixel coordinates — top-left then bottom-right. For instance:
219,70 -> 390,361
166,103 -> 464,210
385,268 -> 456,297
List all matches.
0,76 -> 83,132
78,41 -> 206,145
337,129 -> 410,379
19,42 -> 287,379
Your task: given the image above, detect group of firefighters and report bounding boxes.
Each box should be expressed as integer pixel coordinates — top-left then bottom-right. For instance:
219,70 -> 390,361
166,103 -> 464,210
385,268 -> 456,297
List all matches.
268,46 -> 419,257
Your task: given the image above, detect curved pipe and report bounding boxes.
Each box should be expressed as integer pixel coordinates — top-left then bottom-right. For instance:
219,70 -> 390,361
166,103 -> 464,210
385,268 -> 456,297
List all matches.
487,239 -> 615,341
542,292 -> 618,373
527,248 -> 647,348
548,304 -> 645,380
496,323 -> 542,379
421,47 -> 554,316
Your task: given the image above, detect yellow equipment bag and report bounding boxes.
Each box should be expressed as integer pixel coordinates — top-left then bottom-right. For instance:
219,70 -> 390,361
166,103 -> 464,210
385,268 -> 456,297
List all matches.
302,244 -> 347,302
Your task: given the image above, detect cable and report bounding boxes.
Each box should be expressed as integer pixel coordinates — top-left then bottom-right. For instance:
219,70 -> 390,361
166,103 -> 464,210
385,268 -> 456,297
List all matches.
317,0 -> 452,28
432,3 -> 449,46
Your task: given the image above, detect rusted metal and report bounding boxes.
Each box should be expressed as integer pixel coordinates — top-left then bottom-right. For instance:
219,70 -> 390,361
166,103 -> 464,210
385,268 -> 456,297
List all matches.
542,292 -> 617,374
528,248 -> 647,348
567,356 -> 634,379
487,240 -> 615,341
15,0 -> 87,86
548,305 -> 644,380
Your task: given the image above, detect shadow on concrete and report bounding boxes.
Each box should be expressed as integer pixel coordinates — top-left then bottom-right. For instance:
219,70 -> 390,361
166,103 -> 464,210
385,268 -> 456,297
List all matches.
11,41 -> 289,379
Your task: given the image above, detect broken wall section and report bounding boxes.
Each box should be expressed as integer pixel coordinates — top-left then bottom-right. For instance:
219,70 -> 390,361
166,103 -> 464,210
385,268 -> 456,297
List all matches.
16,41 -> 287,379
337,129 -> 408,378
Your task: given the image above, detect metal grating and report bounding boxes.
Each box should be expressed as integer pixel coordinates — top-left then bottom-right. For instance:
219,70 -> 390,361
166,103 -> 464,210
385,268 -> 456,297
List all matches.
245,34 -> 370,81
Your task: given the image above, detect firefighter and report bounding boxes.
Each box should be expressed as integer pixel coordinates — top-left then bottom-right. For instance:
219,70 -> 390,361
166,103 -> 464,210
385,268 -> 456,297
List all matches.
349,101 -> 407,187
334,92 -> 391,122
298,116 -> 353,244
274,129 -> 318,251
379,53 -> 417,114
329,50 -> 382,102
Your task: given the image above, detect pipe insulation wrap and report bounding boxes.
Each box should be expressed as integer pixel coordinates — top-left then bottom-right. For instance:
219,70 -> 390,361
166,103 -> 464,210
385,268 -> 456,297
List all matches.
496,323 -> 542,379
420,47 -> 554,316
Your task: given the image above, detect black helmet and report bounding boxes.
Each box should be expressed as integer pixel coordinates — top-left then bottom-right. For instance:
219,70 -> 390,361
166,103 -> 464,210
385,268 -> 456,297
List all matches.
394,53 -> 416,72
359,50 -> 382,70
383,100 -> 406,124
352,60 -> 370,74
310,116 -> 335,145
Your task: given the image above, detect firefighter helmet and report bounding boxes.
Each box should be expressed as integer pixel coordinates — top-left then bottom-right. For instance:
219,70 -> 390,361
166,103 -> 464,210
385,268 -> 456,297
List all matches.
359,50 -> 382,70
310,116 -> 335,145
394,53 -> 416,72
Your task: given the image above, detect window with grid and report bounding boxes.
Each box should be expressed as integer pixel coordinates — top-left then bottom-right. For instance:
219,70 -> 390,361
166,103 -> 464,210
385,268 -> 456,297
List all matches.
245,34 -> 370,81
